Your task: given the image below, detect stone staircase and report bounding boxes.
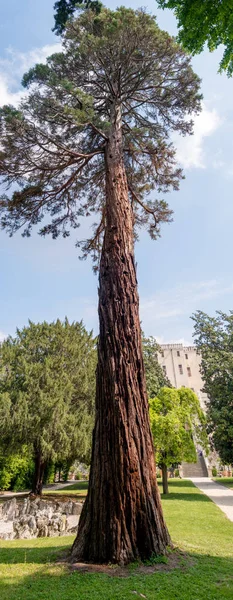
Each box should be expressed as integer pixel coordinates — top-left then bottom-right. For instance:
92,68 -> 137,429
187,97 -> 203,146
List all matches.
182,453 -> 208,478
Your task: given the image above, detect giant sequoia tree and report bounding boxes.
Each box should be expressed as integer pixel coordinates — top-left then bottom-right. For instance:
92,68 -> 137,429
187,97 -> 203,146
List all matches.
0,7 -> 201,563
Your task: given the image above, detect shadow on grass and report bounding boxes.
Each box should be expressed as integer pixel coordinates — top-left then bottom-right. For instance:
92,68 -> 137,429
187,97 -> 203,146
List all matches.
0,543 -> 72,565
161,492 -> 210,502
158,479 -> 211,502
0,544 -> 233,600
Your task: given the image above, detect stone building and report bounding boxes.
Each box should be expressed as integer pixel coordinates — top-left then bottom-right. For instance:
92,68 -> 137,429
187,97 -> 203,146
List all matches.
157,343 -> 207,411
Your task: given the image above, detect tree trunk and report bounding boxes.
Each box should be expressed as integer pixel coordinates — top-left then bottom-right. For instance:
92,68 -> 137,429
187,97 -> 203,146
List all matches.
31,449 -> 45,495
161,464 -> 169,495
71,103 -> 170,564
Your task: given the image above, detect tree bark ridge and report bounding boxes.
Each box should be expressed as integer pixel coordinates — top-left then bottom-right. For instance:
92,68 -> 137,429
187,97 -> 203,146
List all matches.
71,104 -> 170,564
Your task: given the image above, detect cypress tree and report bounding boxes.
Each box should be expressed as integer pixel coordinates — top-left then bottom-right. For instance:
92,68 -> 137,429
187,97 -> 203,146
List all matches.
0,319 -> 96,495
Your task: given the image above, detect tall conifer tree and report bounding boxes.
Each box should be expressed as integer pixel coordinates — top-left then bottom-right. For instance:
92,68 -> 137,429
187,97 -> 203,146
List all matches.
0,320 -> 96,495
0,7 -> 201,562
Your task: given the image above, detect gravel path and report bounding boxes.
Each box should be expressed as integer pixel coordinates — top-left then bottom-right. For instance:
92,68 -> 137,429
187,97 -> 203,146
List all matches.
0,480 -> 77,500
190,477 -> 233,522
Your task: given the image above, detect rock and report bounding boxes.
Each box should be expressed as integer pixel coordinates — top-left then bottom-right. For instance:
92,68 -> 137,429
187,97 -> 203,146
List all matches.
28,516 -> 37,533
62,501 -> 74,515
0,520 -> 14,539
0,496 -> 82,539
2,497 -> 17,521
58,514 -> 67,533
37,523 -> 49,537
72,502 -> 83,515
67,515 -> 80,532
18,498 -> 29,517
0,532 -> 14,540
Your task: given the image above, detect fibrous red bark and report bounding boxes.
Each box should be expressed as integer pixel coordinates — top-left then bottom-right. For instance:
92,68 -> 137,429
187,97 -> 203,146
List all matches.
31,448 -> 45,495
71,104 -> 170,564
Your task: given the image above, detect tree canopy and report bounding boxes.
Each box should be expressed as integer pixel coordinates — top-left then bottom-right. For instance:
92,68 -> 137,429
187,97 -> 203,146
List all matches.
192,310 -> 233,465
157,0 -> 233,76
150,386 -> 207,493
0,447 -> 34,491
0,7 -> 201,270
0,319 -> 96,493
142,335 -> 171,397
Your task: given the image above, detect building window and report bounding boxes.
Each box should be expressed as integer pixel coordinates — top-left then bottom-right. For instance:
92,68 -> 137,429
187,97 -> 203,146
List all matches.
187,367 -> 192,377
161,351 -> 164,358
178,364 -> 183,375
177,351 -> 180,357
162,365 -> 167,375
185,353 -> 188,359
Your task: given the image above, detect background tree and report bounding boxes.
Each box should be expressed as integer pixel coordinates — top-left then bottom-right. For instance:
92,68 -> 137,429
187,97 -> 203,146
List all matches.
143,335 -> 171,397
157,0 -> 233,76
150,387 -> 207,494
193,310 -> 233,465
0,447 -> 34,492
0,319 -> 96,494
0,7 -> 201,563
53,0 -> 102,35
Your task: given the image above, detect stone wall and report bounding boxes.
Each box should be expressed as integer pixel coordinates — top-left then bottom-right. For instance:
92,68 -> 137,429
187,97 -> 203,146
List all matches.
0,496 -> 83,540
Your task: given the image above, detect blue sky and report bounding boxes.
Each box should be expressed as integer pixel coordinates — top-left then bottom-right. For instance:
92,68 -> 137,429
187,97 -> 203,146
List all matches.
1,0 -> 233,344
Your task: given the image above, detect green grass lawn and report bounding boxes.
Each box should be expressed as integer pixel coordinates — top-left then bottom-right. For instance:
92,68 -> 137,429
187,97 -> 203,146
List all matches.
214,477 -> 233,490
1,480 -> 233,600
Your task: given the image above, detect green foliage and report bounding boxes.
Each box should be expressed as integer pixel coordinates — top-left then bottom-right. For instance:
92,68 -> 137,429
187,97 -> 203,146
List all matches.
157,0 -> 233,76
192,310 -> 233,465
0,447 -> 34,491
0,319 -> 96,478
53,0 -> 102,35
142,335 -> 171,397
0,7 -> 201,269
149,386 -> 208,468
43,461 -> 56,485
143,553 -> 168,566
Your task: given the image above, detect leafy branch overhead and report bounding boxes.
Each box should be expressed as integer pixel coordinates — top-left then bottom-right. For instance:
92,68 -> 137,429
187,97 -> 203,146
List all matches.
53,0 -> 102,35
0,8 -> 201,269
157,0 -> 233,76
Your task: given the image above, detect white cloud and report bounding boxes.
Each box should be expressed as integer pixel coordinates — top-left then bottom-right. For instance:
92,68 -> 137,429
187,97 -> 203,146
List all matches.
174,104 -> 222,169
0,74 -> 26,106
140,279 -> 233,326
156,335 -> 192,346
0,331 -> 7,343
0,43 -> 62,107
